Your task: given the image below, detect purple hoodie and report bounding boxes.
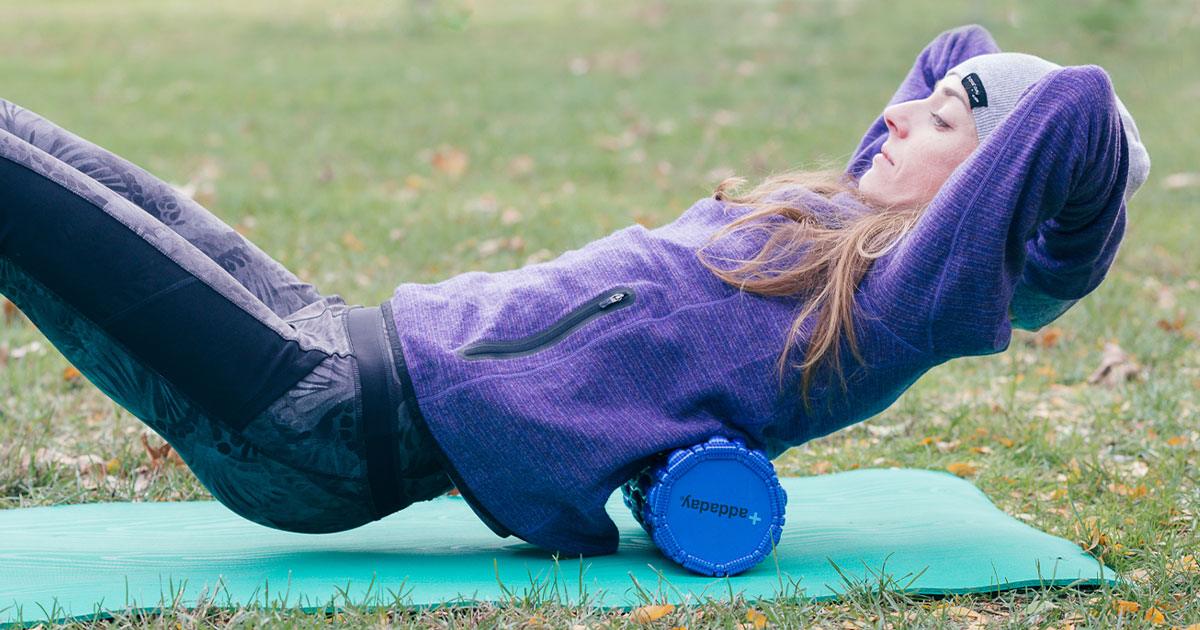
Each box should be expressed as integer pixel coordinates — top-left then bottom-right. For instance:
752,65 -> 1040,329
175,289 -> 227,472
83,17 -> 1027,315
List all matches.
387,24 -> 1131,556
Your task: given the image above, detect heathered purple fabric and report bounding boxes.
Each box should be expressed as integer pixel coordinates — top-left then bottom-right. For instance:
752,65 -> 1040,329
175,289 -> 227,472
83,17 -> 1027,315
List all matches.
387,24 -> 1132,556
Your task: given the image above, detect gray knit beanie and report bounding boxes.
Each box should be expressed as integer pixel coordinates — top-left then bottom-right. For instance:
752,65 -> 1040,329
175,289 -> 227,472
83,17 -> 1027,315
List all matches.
946,52 -> 1150,203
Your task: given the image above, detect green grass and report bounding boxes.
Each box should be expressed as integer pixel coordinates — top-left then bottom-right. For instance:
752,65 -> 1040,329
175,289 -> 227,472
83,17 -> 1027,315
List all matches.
1,0 -> 1198,627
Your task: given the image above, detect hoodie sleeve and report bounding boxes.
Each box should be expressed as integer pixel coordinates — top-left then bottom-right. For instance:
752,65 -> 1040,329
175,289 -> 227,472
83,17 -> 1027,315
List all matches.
845,24 -> 1001,179
860,65 -> 1129,358
1006,106 -> 1141,332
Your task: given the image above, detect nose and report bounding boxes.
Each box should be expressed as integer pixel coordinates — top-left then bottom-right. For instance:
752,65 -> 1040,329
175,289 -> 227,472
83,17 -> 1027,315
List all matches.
883,104 -> 908,139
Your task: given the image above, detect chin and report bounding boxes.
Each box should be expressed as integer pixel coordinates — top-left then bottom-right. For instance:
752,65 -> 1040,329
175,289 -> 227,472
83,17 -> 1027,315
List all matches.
856,175 -> 883,206
856,170 -> 875,192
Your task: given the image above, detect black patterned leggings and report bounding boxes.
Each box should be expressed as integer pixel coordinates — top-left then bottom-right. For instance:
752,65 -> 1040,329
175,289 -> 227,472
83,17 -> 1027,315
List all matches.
0,98 -> 452,533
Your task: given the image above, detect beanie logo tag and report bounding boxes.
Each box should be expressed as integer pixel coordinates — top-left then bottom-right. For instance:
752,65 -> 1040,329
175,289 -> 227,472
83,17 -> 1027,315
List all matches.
961,72 -> 988,109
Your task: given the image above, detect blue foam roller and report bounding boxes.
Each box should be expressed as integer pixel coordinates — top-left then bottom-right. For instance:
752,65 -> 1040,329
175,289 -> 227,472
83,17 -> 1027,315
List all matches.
621,435 -> 787,576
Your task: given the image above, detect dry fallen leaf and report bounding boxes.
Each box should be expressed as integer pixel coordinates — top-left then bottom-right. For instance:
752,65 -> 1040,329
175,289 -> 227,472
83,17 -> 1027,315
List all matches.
1035,364 -> 1057,380
1156,315 -> 1187,333
1077,517 -> 1113,555
933,605 -> 977,620
474,236 -> 525,257
431,145 -> 469,178
592,48 -> 643,78
500,207 -> 524,225
506,155 -> 535,177
936,439 -> 959,453
1113,600 -> 1140,615
9,340 -> 44,359
2,297 -> 22,323
171,156 -> 222,207
1168,555 -> 1198,574
1086,342 -> 1142,387
946,462 -> 978,477
341,231 -> 365,252
140,433 -> 184,469
1127,568 -> 1151,583
629,604 -> 674,624
522,249 -> 556,267
1108,483 -> 1148,498
26,447 -> 106,478
404,174 -> 428,191
1143,606 -> 1165,624
1035,326 -> 1063,348
865,420 -> 911,438
1162,172 -> 1200,190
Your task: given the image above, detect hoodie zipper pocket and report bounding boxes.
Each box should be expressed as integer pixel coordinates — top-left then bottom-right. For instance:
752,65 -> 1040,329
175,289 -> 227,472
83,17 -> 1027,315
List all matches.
457,286 -> 637,360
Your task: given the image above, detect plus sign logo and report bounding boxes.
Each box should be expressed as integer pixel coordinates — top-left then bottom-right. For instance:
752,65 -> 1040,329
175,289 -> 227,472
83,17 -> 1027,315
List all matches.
748,512 -> 761,525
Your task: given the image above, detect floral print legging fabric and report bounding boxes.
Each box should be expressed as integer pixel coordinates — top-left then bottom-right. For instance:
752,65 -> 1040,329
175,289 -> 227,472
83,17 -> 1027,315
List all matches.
0,98 -> 452,533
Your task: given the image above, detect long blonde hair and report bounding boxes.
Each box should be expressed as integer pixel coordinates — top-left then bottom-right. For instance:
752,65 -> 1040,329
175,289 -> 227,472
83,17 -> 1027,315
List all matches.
696,166 -> 929,410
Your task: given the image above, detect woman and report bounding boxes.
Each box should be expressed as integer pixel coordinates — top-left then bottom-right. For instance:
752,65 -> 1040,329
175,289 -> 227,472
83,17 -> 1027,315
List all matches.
0,24 -> 1148,557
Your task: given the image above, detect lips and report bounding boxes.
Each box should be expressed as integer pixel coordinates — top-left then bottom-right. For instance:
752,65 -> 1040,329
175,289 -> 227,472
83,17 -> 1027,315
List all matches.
881,146 -> 895,166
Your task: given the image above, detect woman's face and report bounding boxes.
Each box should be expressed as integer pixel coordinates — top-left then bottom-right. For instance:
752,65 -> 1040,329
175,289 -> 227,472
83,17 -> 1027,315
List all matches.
857,72 -> 979,210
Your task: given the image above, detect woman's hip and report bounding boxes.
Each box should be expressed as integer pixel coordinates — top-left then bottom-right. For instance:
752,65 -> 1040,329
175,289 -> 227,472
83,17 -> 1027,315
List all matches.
238,299 -> 454,526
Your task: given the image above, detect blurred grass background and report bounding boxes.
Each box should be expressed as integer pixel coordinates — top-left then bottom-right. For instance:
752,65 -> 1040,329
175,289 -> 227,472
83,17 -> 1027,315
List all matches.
1,0 -> 1197,627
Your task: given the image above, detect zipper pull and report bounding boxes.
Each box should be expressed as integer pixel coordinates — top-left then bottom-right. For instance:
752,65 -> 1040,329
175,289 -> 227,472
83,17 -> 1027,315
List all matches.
598,291 -> 626,309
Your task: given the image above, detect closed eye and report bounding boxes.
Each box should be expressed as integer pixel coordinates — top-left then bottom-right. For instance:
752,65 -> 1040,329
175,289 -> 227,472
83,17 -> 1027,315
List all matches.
930,112 -> 950,129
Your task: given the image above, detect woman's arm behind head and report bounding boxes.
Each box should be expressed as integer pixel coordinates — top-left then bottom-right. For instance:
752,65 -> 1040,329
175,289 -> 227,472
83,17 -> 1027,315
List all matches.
859,65 -> 1129,358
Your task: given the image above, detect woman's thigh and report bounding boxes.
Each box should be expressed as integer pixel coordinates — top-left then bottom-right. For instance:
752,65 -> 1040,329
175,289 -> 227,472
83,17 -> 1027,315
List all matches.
0,122 -> 382,532
2,256 -> 379,532
0,97 -> 337,320
0,108 -> 457,531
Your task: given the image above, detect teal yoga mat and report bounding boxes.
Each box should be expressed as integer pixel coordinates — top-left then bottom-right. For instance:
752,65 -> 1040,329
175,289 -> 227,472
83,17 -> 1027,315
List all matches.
0,468 -> 1114,627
